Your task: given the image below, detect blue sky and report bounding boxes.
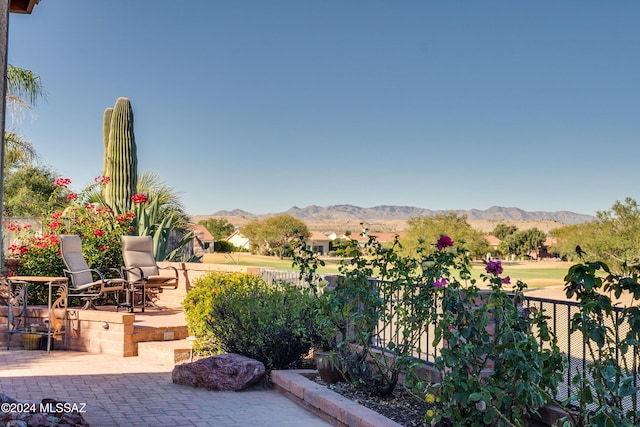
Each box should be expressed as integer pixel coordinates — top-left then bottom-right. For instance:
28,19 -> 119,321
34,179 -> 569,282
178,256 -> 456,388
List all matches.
7,1 -> 639,216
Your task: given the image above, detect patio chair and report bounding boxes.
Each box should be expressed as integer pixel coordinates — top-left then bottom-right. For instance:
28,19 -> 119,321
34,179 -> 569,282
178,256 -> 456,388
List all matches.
121,235 -> 178,312
59,235 -> 128,310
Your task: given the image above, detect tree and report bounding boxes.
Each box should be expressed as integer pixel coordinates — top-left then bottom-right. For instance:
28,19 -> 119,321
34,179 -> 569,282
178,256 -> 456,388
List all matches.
400,212 -> 489,259
3,165 -> 66,217
199,218 -> 234,240
499,228 -> 546,259
3,66 -> 45,173
241,214 -> 310,258
491,223 -> 518,240
330,237 -> 360,257
5,64 -> 45,121
551,198 -> 640,273
3,132 -> 37,171
2,66 -> 47,215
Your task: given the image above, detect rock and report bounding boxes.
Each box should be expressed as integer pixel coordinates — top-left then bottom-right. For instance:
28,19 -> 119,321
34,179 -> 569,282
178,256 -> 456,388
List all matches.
0,393 -> 17,404
0,396 -> 89,427
172,353 -> 265,391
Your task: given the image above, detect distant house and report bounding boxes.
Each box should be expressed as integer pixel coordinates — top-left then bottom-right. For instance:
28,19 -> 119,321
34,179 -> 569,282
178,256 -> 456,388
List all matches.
329,231 -> 402,246
189,224 -> 214,254
227,231 -> 250,251
537,236 -> 558,259
484,235 -> 501,260
307,231 -> 331,255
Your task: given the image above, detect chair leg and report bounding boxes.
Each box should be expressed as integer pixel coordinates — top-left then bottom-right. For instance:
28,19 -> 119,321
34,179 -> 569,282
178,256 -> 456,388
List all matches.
81,299 -> 97,310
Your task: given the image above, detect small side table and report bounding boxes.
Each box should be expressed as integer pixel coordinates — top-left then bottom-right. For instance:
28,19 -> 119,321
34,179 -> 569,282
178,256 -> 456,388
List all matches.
5,276 -> 68,352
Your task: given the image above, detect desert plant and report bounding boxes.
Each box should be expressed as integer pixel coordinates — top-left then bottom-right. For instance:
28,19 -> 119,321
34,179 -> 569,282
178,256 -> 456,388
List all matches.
102,97 -> 138,214
183,271 -> 319,370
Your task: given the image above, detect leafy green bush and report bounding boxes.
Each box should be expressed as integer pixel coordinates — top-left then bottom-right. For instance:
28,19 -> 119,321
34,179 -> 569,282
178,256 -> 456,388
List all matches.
213,240 -> 234,253
183,271 -> 319,369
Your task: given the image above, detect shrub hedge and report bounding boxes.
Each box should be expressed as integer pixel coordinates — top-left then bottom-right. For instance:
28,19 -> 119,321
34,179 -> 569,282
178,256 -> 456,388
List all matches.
183,271 -> 319,370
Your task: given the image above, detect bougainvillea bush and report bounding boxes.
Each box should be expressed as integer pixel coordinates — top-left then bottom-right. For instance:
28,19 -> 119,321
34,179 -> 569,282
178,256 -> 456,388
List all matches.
6,177 -> 137,304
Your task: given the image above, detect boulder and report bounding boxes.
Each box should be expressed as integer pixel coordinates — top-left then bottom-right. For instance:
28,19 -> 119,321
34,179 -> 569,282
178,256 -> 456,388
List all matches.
172,353 -> 265,391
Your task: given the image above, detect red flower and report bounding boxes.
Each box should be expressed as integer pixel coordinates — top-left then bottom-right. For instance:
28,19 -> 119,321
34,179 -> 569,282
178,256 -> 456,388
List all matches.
7,223 -> 21,231
116,213 -> 135,224
94,176 -> 111,185
436,235 -> 454,250
96,206 -> 113,215
98,245 -> 109,251
51,212 -> 62,220
93,229 -> 105,237
54,177 -> 71,188
47,221 -> 63,230
131,193 -> 148,204
67,193 -> 78,201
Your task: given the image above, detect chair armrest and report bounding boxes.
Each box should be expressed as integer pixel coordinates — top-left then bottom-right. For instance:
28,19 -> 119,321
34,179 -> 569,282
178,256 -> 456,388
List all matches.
159,265 -> 179,280
64,268 -> 124,292
122,266 -> 147,282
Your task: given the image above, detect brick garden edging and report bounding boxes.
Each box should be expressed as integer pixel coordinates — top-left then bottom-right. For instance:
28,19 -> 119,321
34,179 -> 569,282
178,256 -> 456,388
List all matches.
271,369 -> 401,427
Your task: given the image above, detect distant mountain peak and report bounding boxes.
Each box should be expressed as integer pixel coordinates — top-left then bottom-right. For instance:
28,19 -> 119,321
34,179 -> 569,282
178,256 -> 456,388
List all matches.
212,205 -> 594,225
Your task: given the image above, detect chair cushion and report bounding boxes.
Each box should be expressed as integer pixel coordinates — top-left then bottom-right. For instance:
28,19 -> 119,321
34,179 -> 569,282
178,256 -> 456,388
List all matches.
60,235 -> 94,289
122,236 -> 160,279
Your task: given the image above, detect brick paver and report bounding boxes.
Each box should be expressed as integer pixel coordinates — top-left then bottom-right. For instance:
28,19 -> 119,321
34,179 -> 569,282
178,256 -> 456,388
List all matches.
0,350 -> 330,426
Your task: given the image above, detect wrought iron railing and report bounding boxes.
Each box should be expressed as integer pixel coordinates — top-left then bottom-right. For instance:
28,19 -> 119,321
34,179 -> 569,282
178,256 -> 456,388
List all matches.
259,269 -> 640,412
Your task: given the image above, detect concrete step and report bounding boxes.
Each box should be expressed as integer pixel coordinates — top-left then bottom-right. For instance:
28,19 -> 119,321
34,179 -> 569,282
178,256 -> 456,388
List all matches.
137,339 -> 194,364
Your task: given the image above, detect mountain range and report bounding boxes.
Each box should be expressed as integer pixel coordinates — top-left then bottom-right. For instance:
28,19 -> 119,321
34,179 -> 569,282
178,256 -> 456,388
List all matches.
211,205 -> 595,225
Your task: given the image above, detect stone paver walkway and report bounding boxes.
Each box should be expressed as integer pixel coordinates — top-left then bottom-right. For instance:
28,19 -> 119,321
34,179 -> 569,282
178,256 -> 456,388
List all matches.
0,350 -> 330,426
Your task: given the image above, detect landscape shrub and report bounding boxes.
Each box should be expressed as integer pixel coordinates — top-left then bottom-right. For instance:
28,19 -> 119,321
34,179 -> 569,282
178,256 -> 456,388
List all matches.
560,258 -> 640,426
213,240 -> 234,253
183,271 -> 320,370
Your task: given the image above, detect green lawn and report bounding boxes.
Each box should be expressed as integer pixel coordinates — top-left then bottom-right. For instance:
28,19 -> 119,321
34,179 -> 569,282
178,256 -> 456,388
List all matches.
203,253 -> 571,289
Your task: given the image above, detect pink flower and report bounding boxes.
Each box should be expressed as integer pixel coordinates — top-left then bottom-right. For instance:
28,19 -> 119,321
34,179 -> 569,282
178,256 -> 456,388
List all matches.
434,278 -> 447,289
67,193 -> 78,201
436,235 -> 454,250
54,177 -> 71,188
485,260 -> 503,276
94,176 -> 111,185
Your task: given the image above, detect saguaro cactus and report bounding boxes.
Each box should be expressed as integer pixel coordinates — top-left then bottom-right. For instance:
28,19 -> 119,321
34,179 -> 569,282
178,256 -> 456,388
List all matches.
102,106 -> 113,179
102,97 -> 138,213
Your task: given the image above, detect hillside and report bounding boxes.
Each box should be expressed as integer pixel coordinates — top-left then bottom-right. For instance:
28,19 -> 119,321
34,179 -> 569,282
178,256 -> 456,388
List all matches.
191,205 -> 594,234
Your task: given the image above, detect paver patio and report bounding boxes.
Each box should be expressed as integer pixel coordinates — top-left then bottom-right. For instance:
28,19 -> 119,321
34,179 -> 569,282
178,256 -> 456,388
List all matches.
0,349 -> 330,426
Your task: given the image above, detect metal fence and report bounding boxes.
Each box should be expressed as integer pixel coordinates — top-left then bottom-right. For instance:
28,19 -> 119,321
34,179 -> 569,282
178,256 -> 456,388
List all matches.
259,269 -> 640,411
